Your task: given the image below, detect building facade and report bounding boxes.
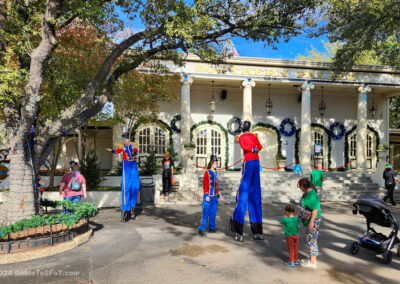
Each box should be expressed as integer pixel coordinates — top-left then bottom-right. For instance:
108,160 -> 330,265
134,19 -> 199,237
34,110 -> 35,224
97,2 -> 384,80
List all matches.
54,55 -> 400,174
107,55 -> 398,174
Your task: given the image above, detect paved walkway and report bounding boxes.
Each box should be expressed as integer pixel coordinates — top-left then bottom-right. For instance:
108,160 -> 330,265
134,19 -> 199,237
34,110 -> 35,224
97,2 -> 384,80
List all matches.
2,202 -> 400,283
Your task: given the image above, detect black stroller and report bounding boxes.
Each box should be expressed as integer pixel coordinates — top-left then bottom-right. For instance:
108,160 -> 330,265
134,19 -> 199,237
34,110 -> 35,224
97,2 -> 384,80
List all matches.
350,195 -> 400,264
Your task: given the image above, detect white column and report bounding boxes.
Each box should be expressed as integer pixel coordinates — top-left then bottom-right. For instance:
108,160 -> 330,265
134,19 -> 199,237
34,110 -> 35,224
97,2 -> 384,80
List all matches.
77,130 -> 82,160
385,97 -> 390,145
111,123 -> 123,172
180,75 -> 193,169
242,79 -> 256,123
300,81 -> 314,171
357,85 -> 371,170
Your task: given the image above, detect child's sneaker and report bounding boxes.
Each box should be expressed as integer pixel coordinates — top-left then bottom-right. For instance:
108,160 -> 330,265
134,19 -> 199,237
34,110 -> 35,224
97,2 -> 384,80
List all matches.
300,258 -> 310,263
284,261 -> 296,267
301,261 -> 317,269
294,260 -> 300,266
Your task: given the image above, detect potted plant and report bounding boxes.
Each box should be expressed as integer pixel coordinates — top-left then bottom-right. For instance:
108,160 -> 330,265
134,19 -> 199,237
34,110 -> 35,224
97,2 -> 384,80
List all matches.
183,142 -> 196,149
377,144 -> 389,160
276,152 -> 286,172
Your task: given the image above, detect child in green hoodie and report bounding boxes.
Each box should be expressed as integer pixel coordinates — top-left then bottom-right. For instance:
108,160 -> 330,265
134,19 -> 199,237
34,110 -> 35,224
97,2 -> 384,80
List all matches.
280,204 -> 299,267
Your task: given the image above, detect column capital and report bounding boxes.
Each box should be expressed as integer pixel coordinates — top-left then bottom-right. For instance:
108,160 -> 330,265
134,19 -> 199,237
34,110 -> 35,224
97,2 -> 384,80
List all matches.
301,81 -> 314,91
180,74 -> 193,84
358,85 -> 371,93
242,78 -> 256,88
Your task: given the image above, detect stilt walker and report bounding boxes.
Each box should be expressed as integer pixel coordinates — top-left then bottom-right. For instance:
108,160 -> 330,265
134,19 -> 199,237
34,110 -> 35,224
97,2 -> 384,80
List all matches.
106,133 -> 140,222
230,121 -> 264,242
198,155 -> 220,237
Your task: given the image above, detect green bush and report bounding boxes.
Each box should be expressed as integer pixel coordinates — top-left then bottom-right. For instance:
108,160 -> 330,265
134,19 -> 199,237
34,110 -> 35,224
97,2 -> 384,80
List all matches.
140,147 -> 159,176
80,148 -> 104,189
40,198 -> 58,208
0,201 -> 98,238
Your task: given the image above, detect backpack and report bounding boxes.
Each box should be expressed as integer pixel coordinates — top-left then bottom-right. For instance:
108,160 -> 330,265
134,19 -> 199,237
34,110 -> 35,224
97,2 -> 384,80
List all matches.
69,174 -> 81,191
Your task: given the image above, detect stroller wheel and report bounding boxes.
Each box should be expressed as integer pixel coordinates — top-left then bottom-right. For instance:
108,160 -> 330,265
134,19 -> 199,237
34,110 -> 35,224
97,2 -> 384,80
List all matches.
383,251 -> 393,265
349,241 -> 360,255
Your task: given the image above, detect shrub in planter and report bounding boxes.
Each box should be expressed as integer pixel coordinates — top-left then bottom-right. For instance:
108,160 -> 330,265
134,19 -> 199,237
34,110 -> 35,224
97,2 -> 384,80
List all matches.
184,142 -> 195,149
378,144 -> 389,150
0,201 -> 98,239
140,147 -> 159,176
80,148 -> 104,189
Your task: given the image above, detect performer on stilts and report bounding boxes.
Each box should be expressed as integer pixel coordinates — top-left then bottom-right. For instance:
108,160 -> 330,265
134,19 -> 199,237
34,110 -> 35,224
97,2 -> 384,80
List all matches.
230,121 -> 264,242
106,133 -> 140,222
198,155 -> 220,237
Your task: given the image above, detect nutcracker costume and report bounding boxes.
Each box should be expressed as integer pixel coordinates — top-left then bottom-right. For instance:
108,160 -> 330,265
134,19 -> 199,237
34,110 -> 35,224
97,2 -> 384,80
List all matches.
230,121 -> 264,241
111,133 -> 140,222
198,155 -> 220,236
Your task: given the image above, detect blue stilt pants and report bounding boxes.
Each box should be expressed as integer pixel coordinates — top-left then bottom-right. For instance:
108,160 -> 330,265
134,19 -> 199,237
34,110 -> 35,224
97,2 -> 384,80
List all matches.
199,196 -> 218,231
121,160 -> 140,211
230,160 -> 263,235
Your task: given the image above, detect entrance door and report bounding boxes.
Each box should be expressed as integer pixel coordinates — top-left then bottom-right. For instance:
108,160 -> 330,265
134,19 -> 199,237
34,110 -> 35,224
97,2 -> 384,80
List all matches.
194,125 -> 225,168
348,131 -> 377,170
311,128 -> 328,169
252,127 -> 277,169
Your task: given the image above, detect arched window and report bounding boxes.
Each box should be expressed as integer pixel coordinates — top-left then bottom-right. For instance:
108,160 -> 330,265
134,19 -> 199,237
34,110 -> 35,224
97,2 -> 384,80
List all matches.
135,123 -> 170,167
348,131 -> 376,170
193,125 -> 225,168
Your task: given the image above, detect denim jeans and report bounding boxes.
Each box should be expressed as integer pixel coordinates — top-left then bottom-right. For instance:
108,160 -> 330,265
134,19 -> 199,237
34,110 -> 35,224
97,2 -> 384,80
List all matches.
63,195 -> 81,213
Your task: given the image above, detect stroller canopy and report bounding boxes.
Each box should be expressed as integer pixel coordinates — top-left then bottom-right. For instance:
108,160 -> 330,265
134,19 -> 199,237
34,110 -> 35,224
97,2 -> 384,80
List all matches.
356,195 -> 390,211
353,195 -> 397,228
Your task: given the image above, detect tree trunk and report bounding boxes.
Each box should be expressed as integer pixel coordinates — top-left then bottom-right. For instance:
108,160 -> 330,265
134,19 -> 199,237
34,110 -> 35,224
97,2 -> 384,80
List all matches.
81,123 -> 88,159
0,143 -> 36,223
49,139 -> 62,188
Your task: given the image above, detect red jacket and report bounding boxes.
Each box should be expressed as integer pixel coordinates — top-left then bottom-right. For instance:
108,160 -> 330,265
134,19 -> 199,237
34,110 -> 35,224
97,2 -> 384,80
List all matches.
238,132 -> 262,162
203,169 -> 219,197
112,143 -> 138,161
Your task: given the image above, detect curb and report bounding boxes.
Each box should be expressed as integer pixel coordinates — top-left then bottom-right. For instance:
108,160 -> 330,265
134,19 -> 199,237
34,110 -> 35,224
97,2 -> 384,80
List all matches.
0,229 -> 93,264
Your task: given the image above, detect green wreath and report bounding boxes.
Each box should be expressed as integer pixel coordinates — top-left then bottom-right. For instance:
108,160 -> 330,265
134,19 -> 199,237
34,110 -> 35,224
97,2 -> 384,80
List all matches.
227,117 -> 242,135
170,115 -> 181,133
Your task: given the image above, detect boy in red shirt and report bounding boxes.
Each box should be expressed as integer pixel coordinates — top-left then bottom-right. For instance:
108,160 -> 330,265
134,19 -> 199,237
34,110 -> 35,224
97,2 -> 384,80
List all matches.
198,155 -> 220,237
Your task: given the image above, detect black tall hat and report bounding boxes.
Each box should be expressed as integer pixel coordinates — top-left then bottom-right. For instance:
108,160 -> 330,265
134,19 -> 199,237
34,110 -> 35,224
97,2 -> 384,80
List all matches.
242,120 -> 251,132
209,155 -> 218,163
121,132 -> 129,139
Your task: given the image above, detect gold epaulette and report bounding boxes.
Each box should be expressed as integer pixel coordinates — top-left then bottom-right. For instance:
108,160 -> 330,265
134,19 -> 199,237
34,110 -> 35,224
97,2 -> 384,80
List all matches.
117,143 -> 123,149
130,142 -> 137,148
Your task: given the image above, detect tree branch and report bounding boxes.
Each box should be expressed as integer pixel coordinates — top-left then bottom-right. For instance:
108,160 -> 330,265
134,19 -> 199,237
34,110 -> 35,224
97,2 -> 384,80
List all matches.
20,0 -> 63,137
0,0 -> 7,52
41,26 -> 163,138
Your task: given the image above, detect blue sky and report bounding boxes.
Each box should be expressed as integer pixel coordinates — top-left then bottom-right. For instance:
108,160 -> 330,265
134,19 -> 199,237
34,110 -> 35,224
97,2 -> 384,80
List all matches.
231,35 -> 327,60
116,6 -> 327,60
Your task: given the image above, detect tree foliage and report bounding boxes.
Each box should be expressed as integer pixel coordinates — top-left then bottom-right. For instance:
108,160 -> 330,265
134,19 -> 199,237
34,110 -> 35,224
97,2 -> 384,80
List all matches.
321,0 -> 400,71
0,0 -> 320,221
296,39 -> 400,128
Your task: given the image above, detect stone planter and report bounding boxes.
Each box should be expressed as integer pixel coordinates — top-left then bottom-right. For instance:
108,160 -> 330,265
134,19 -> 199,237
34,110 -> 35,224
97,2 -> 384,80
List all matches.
181,147 -> 196,173
377,149 -> 388,161
277,160 -> 286,172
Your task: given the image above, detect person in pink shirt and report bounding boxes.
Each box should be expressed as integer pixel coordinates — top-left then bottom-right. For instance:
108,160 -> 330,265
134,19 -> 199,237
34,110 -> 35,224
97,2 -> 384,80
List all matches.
59,161 -> 87,213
